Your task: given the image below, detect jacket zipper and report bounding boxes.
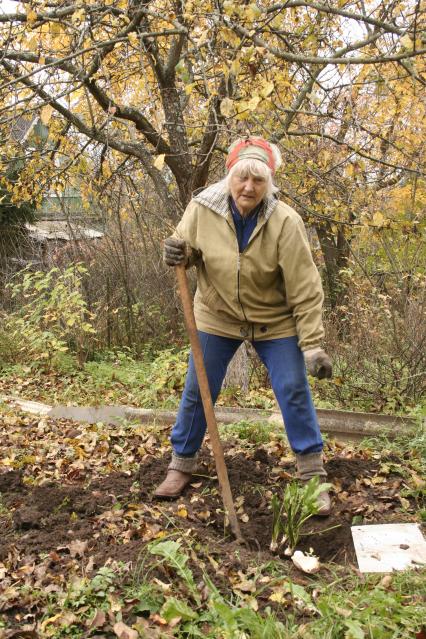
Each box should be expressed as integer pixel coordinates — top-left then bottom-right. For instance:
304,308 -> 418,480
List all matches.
236,220 -> 266,336
229,214 -> 259,333
237,251 -> 249,326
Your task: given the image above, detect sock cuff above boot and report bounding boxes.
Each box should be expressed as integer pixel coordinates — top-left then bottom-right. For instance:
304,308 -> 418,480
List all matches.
168,452 -> 198,474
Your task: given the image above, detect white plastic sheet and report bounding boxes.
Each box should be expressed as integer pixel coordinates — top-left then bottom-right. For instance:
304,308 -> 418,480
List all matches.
351,523 -> 426,572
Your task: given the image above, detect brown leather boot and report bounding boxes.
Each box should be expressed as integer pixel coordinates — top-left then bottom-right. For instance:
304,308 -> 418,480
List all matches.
153,469 -> 193,499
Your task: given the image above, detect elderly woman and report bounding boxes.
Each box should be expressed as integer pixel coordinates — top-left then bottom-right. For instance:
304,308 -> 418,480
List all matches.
155,137 -> 332,515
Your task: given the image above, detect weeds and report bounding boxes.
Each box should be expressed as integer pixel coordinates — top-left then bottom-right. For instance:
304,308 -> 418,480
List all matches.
144,536 -> 425,639
220,419 -> 276,445
148,538 -> 201,605
147,537 -> 293,638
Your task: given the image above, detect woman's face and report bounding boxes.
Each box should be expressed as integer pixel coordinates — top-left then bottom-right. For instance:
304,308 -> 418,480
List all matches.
229,172 -> 268,216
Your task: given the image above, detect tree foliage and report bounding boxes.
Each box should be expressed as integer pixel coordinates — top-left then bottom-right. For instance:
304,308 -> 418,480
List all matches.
0,161 -> 37,226
0,0 -> 425,301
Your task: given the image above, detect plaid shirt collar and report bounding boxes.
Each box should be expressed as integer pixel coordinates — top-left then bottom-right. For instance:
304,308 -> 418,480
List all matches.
192,182 -> 279,221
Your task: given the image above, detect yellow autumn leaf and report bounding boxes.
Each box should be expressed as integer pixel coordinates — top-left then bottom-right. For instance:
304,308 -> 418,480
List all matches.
196,30 -> 210,46
50,22 -> 62,37
26,9 -> 38,24
269,591 -> 286,603
185,82 -> 197,95
270,14 -> 282,29
128,32 -> 139,47
260,80 -> 274,99
221,28 -> 240,47
41,613 -> 62,630
40,105 -> 53,125
177,506 -> 188,518
372,212 -> 384,227
27,35 -> 38,51
155,530 -> 167,538
153,154 -> 165,170
230,59 -> 241,76
246,4 -> 262,21
220,97 -> 234,118
72,9 -> 85,23
247,95 -> 261,111
400,34 -> 412,49
223,0 -> 236,16
235,107 -> 251,120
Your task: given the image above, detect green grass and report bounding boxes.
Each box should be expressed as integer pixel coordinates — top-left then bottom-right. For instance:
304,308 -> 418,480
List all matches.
362,421 -> 426,477
2,344 -> 424,418
0,349 -> 186,408
219,419 -> 278,445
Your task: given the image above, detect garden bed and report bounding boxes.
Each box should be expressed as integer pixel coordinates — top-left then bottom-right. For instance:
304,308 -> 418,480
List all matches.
0,407 -> 424,637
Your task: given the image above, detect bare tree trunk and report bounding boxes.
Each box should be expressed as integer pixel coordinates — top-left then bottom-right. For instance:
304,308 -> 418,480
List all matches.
222,342 -> 256,393
315,223 -> 350,308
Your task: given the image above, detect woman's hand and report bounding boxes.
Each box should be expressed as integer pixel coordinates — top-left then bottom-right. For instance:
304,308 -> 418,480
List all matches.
163,237 -> 187,266
304,348 -> 332,379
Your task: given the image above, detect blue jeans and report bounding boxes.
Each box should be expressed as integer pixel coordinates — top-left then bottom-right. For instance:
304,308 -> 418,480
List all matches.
171,332 -> 323,457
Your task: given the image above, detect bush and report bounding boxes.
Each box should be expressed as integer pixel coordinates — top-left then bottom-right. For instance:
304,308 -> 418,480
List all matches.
317,271 -> 426,414
5,264 -> 96,369
138,346 -> 190,407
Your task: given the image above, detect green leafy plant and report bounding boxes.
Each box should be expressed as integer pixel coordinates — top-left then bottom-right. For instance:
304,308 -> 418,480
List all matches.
139,347 -> 190,407
306,571 -> 426,638
62,565 -> 117,610
148,538 -> 291,638
148,538 -> 200,605
270,477 -> 331,553
6,264 -> 96,368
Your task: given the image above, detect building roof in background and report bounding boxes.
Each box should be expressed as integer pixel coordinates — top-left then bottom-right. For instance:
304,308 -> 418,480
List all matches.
10,116 -> 37,143
26,221 -> 104,242
10,116 -> 50,147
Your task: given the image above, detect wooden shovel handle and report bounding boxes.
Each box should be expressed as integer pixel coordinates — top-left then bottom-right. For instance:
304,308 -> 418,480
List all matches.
175,264 -> 243,543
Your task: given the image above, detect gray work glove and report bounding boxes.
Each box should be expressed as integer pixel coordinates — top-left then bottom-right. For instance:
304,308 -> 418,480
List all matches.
304,348 -> 332,380
163,237 -> 187,266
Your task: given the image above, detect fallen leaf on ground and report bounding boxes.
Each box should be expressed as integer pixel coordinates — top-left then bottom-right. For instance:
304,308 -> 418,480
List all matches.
113,621 -> 138,639
69,539 -> 88,557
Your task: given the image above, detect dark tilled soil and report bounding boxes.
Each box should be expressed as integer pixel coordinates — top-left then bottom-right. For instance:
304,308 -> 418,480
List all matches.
1,448 -> 407,577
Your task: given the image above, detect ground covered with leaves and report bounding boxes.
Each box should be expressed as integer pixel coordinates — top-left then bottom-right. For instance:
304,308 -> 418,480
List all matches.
0,402 -> 425,638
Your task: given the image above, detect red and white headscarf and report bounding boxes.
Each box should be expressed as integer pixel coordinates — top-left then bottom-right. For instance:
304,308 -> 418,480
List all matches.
226,137 -> 277,175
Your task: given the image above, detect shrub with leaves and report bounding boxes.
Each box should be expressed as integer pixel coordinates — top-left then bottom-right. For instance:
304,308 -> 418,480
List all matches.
270,477 -> 331,554
5,264 -> 95,368
139,346 -> 190,407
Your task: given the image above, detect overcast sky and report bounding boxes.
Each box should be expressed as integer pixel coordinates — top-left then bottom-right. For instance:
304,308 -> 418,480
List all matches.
0,0 -> 18,12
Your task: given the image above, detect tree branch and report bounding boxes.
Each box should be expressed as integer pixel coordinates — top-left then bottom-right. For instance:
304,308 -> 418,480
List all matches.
228,21 -> 426,65
0,58 -> 181,220
287,130 -> 425,175
266,2 -> 406,36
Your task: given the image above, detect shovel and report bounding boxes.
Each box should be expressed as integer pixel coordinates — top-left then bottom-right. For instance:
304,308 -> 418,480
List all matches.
175,264 -> 244,543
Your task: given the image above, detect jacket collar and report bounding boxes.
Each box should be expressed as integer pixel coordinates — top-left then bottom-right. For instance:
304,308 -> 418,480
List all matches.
192,182 -> 279,221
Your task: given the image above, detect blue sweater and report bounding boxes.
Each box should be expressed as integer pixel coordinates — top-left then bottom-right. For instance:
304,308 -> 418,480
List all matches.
230,198 -> 262,252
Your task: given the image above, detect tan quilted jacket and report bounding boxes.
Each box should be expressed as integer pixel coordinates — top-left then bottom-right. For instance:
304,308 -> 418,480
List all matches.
173,182 -> 324,350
